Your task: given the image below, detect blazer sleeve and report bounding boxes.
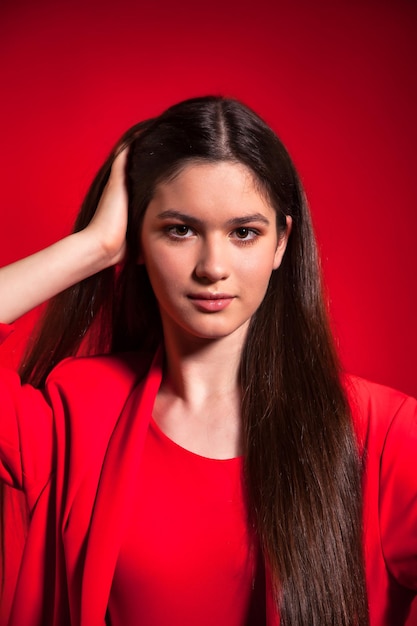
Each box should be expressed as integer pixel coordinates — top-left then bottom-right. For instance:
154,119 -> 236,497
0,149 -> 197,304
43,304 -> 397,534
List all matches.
379,394 -> 417,590
0,324 -> 54,507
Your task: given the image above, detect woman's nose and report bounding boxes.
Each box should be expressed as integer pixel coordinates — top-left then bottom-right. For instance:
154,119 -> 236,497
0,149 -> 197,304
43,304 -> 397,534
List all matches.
194,238 -> 230,282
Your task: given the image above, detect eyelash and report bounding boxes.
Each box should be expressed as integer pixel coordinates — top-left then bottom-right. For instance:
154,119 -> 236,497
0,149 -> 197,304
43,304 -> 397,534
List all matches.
164,225 -> 261,245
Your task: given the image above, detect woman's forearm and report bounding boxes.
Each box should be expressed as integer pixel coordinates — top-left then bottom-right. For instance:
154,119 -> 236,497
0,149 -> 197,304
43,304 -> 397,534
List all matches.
0,230 -> 115,323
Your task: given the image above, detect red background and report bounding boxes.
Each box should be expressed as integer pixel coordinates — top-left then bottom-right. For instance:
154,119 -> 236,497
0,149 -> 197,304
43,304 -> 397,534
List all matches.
0,0 -> 416,397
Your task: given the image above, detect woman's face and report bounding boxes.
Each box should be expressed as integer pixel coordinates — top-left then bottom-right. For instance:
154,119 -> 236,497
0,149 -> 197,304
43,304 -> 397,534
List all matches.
140,161 -> 290,347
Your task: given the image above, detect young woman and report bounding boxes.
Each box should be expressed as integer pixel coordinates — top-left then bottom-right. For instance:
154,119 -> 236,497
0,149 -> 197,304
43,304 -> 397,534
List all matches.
0,96 -> 416,626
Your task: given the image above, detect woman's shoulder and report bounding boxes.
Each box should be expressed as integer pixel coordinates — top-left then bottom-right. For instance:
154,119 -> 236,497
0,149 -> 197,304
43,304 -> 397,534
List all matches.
46,350 -> 150,383
343,373 -> 417,451
41,351 -> 158,451
344,372 -> 414,409
44,350 -> 155,400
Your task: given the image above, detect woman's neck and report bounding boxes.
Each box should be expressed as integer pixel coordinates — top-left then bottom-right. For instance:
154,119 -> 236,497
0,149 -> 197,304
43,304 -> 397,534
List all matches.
153,325 -> 247,459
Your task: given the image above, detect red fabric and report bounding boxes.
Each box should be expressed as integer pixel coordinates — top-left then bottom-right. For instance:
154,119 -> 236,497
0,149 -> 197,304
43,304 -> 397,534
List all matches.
0,324 -> 14,343
347,375 -> 417,625
108,419 -> 256,626
0,324 -> 416,625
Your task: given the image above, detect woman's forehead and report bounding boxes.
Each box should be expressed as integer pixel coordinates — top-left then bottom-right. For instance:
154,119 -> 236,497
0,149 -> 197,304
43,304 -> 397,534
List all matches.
148,161 -> 275,218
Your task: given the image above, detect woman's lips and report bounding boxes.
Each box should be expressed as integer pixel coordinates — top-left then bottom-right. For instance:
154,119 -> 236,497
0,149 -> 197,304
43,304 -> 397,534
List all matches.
188,293 -> 235,312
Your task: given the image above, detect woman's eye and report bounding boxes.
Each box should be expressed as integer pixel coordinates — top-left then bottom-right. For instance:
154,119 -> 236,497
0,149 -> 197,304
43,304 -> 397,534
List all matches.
167,225 -> 193,238
233,227 -> 258,241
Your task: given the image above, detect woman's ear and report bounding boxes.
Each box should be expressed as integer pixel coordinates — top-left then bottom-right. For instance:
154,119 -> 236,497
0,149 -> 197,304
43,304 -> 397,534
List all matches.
273,215 -> 292,270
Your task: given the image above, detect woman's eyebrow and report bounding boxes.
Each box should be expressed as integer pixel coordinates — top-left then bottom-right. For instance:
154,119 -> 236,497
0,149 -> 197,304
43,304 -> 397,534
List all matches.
156,210 -> 203,226
226,214 -> 270,227
156,210 -> 271,227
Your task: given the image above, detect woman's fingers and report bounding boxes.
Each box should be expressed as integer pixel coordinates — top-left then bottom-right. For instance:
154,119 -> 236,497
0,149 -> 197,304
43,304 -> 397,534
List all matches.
88,147 -> 130,264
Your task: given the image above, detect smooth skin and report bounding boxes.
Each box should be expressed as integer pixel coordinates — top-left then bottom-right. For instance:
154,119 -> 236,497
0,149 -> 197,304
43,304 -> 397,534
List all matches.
0,153 -> 291,459
141,162 -> 288,346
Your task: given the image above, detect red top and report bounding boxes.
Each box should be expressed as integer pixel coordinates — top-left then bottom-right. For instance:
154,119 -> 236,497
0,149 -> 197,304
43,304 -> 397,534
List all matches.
107,418 -> 261,626
0,323 -> 417,625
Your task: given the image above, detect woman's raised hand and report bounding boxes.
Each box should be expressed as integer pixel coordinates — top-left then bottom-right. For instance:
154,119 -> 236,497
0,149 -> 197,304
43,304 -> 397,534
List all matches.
86,148 -> 129,266
0,149 -> 130,324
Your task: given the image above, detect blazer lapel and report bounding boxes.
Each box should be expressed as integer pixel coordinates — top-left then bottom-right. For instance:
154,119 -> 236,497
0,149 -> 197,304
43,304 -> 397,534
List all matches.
80,348 -> 163,625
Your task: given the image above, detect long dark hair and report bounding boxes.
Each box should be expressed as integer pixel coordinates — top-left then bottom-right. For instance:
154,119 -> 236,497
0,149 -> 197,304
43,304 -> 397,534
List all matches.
9,97 -> 368,624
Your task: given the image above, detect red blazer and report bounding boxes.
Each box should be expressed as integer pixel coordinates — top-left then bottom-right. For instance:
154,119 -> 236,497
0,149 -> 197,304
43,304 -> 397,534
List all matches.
0,326 -> 416,625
